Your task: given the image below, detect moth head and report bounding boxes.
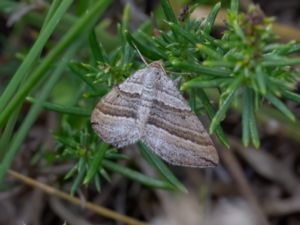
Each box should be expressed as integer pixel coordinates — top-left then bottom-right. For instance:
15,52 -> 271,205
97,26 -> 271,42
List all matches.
149,60 -> 164,69
149,60 -> 167,77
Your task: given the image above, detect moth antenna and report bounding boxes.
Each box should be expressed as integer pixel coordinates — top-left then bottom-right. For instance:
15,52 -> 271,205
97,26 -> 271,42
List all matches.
132,43 -> 148,66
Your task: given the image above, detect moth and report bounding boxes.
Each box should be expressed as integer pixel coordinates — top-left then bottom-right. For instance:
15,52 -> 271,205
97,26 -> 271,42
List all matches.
91,61 -> 219,167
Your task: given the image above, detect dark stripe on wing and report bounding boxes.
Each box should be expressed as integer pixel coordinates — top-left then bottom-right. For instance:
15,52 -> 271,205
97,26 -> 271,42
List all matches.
96,105 -> 136,119
116,85 -> 141,99
147,115 -> 212,146
152,99 -> 190,113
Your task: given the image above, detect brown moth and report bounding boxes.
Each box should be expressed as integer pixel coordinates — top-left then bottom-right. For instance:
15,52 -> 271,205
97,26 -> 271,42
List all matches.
91,61 -> 219,167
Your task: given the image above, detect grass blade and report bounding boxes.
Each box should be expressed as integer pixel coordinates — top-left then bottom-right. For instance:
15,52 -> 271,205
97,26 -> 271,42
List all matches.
230,0 -> 239,14
248,89 -> 260,148
242,88 -> 251,146
181,78 -> 231,90
266,93 -> 295,121
26,97 -> 90,116
0,108 -> 21,156
168,22 -> 196,44
89,29 -> 108,63
138,143 -> 187,192
255,66 -> 267,95
84,143 -> 108,184
0,45 -> 78,182
71,158 -> 86,195
0,0 -> 112,127
0,0 -> 73,112
210,90 -> 236,133
125,30 -> 166,60
103,160 -> 173,190
171,61 -> 230,77
283,90 -> 300,103
160,0 -> 177,23
197,89 -> 229,148
204,2 -> 221,34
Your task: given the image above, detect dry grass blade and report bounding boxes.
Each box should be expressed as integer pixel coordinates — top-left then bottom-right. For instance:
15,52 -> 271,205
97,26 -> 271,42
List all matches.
8,170 -> 150,225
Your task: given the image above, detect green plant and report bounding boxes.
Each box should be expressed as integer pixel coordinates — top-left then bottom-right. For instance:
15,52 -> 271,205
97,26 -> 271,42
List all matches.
0,0 -> 113,181
1,0 -> 300,194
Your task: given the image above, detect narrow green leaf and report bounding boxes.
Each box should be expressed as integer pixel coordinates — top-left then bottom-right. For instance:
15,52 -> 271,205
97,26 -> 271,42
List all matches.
105,151 -> 130,160
26,97 -> 90,116
138,143 -> 187,193
262,57 -> 300,66
75,0 -> 90,15
121,3 -> 130,33
266,94 -> 295,121
271,41 -> 297,55
94,173 -> 101,192
160,0 -> 178,23
71,159 -> 86,195
283,90 -> 300,104
248,89 -> 260,148
64,165 -> 78,180
103,160 -> 173,190
223,75 -> 243,95
0,46 -> 78,182
230,0 -> 239,14
228,11 -> 244,40
121,43 -> 133,66
171,61 -> 230,77
199,31 -> 223,50
168,22 -> 196,44
204,2 -> 221,34
84,143 -> 108,184
210,90 -> 236,133
182,78 -> 231,90
197,89 -> 229,148
287,43 -> 300,54
88,30 -> 108,63
68,62 -> 97,91
0,108 -> 20,156
0,0 -> 73,113
125,30 -> 166,60
0,0 -> 112,127
100,168 -> 111,182
197,44 -> 222,59
42,0 -> 62,29
242,88 -> 251,147
189,89 -> 196,111
159,30 -> 173,44
255,66 -> 267,95
233,20 -> 245,40
203,60 -> 234,67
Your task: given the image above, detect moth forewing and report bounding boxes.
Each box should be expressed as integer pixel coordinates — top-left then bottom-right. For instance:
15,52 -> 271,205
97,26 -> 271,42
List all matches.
91,61 -> 219,167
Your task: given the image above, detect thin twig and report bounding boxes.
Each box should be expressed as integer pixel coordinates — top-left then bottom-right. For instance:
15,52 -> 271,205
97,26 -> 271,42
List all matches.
8,169 -> 150,225
191,6 -> 300,41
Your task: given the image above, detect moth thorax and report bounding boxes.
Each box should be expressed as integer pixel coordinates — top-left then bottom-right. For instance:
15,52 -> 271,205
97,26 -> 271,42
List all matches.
137,105 -> 151,134
143,68 -> 160,89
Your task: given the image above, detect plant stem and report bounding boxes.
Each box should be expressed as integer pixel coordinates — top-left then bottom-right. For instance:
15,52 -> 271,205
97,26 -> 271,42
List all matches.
8,170 -> 150,225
